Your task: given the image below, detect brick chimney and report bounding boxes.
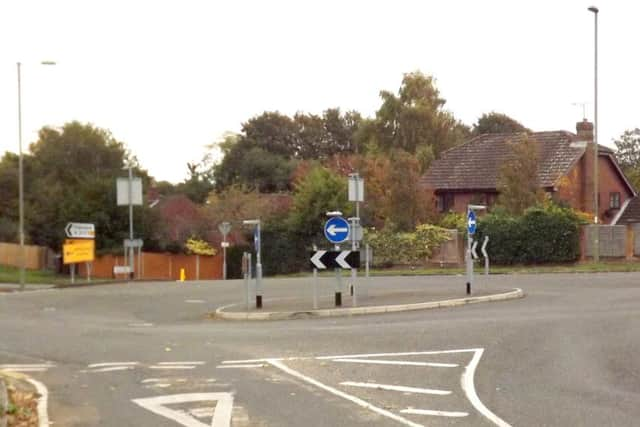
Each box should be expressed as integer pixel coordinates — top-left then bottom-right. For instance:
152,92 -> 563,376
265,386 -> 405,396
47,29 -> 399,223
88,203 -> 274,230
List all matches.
576,119 -> 594,142
578,120 -> 596,216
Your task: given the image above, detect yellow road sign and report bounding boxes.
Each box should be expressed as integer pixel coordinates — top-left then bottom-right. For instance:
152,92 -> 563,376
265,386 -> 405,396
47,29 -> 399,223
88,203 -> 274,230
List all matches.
63,239 -> 95,264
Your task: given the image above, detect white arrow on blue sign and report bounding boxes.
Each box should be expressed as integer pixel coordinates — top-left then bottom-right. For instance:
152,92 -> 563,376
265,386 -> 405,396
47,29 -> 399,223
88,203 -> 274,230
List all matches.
324,216 -> 350,244
467,210 -> 477,235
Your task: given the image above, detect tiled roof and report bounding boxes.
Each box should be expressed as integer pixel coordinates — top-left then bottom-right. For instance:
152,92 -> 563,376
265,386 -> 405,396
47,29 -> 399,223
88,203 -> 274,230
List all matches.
421,131 -> 593,190
615,197 -> 640,224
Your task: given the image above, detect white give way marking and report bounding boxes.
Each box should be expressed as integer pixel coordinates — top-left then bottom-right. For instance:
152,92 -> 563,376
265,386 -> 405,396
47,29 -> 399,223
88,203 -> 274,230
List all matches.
132,393 -> 234,427
221,348 -> 511,427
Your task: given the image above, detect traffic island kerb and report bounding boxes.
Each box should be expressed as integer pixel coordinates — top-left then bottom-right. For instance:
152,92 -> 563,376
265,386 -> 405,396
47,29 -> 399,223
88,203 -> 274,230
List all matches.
213,288 -> 524,321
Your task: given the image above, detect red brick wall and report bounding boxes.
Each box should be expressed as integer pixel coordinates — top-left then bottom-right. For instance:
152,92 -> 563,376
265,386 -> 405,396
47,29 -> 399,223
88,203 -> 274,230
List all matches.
558,154 -> 633,224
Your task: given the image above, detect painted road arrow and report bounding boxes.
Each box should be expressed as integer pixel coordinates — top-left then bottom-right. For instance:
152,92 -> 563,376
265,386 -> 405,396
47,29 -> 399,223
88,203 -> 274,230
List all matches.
310,250 -> 360,270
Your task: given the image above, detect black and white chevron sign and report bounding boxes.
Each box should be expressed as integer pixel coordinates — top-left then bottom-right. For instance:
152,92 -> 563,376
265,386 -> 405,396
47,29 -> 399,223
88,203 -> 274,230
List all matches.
310,250 -> 360,270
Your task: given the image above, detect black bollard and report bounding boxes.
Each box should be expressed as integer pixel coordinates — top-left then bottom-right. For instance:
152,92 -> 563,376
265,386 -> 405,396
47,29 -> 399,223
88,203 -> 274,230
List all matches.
466,282 -> 471,295
256,295 -> 263,309
335,292 -> 342,307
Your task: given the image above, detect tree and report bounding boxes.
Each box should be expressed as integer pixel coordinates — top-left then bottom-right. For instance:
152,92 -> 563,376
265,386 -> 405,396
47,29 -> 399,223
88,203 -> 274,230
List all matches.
287,166 -> 352,242
471,112 -> 529,137
370,71 -> 468,156
614,128 -> 640,168
496,137 -> 546,215
175,160 -> 215,204
16,121 -> 163,251
359,151 -> 435,231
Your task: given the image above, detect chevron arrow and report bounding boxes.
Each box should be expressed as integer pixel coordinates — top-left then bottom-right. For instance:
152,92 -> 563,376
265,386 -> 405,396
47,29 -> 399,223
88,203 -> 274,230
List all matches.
335,251 -> 350,268
481,236 -> 489,258
471,239 -> 479,260
310,250 -> 327,269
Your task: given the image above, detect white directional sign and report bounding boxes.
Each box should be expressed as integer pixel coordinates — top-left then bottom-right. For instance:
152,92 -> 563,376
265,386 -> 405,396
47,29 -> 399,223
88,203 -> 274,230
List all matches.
132,393 -> 233,427
65,222 -> 95,239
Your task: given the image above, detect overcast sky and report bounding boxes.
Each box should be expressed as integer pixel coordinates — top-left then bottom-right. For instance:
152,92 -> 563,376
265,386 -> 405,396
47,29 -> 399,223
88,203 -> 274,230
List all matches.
1,1 -> 638,183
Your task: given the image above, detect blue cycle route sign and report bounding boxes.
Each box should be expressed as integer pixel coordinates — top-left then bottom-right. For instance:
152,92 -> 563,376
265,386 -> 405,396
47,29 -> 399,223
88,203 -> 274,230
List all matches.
467,210 -> 477,235
324,216 -> 350,244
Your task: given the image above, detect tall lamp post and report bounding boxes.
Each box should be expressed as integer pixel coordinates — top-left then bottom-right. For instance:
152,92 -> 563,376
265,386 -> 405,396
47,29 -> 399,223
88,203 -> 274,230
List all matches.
17,60 -> 56,291
588,6 -> 599,263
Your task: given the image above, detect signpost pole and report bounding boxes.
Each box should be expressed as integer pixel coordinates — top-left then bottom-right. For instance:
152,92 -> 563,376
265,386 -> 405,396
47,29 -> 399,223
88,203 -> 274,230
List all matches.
218,222 -> 231,280
70,263 -> 75,285
335,245 -> 342,307
312,245 -> 319,309
128,165 -> 134,280
350,217 -> 358,307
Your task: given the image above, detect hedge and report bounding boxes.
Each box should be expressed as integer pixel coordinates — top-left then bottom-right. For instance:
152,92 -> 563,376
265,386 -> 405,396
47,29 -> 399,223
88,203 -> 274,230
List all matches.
476,205 -> 582,264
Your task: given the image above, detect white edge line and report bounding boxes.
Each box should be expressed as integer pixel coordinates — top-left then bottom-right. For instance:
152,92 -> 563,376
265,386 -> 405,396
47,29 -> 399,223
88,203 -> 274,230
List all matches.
268,360 -> 423,427
157,362 -> 205,365
26,378 -> 50,427
88,362 -> 139,368
341,381 -> 451,396
461,349 -> 512,427
141,378 -> 169,383
401,408 -> 469,417
333,359 -> 458,368
216,364 -> 265,369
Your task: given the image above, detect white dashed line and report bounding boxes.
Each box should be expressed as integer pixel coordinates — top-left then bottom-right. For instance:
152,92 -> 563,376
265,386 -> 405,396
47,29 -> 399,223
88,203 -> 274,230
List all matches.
185,299 -> 206,304
149,366 -> 197,370
216,364 -> 265,369
88,362 -> 139,368
401,408 -> 469,417
0,363 -> 55,372
157,362 -> 205,366
340,382 -> 451,396
332,358 -> 458,368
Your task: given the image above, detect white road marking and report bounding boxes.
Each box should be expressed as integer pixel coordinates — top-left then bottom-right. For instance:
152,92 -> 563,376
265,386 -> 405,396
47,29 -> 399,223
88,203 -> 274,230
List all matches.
333,358 -> 458,368
461,349 -> 512,427
0,363 -> 55,372
142,378 -> 174,383
340,382 -> 451,396
216,364 -> 265,369
157,362 -> 206,366
316,348 -> 481,360
149,365 -> 197,370
268,360 -> 423,427
401,408 -> 469,417
88,366 -> 135,373
88,362 -> 139,368
26,377 -> 50,427
185,299 -> 206,304
129,322 -> 154,327
132,392 -> 234,427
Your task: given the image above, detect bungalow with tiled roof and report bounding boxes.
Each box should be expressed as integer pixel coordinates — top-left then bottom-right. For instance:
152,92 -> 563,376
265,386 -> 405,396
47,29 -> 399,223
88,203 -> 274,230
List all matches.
421,120 -> 637,224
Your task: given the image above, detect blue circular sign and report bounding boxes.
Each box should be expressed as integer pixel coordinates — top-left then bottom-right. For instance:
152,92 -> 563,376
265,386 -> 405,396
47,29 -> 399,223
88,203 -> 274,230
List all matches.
467,210 -> 477,235
324,216 -> 350,244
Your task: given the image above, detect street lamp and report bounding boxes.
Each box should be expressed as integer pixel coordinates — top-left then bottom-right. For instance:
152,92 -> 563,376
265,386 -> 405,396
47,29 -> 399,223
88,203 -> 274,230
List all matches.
17,60 -> 56,291
588,6 -> 599,262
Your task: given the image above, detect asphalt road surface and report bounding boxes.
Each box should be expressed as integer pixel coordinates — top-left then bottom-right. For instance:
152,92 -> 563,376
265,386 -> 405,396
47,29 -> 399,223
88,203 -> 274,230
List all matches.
0,273 -> 638,426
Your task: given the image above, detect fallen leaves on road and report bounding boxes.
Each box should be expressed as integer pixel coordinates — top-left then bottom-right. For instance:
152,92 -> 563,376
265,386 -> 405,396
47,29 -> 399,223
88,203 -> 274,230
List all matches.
4,384 -> 39,427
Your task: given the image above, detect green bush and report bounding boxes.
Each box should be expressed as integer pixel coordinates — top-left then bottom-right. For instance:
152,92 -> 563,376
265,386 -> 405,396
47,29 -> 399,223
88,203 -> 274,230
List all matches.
366,223 -> 450,267
476,204 -> 582,264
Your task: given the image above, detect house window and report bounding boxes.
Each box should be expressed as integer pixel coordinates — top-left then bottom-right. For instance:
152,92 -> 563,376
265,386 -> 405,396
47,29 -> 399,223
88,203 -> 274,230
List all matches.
437,193 -> 455,213
609,192 -> 621,209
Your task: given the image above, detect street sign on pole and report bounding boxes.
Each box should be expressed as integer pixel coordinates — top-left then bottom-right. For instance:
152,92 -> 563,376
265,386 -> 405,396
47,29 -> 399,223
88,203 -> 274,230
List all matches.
124,238 -> 143,248
348,174 -> 365,202
63,239 -> 95,264
116,177 -> 143,206
324,217 -> 350,244
310,250 -> 360,270
218,222 -> 231,236
467,210 -> 477,235
65,222 -> 95,239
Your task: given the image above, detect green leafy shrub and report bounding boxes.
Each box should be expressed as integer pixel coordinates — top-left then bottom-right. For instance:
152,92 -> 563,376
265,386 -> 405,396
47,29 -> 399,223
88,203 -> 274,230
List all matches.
476,204 -> 582,264
438,212 -> 466,232
366,223 -> 450,267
